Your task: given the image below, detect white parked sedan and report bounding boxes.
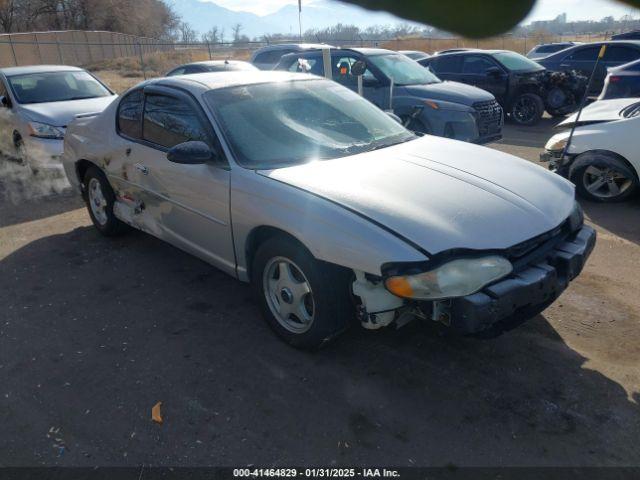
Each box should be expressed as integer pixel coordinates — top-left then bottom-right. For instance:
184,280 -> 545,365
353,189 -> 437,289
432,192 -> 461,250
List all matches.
63,71 -> 595,349
542,97 -> 640,202
0,65 -> 117,173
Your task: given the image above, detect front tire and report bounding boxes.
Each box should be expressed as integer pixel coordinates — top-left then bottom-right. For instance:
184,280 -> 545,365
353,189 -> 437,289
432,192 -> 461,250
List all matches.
252,235 -> 352,350
569,152 -> 638,203
510,93 -> 544,126
83,166 -> 128,236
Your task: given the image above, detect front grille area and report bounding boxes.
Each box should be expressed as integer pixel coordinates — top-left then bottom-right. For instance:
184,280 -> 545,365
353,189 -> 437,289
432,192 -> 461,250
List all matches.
473,100 -> 503,136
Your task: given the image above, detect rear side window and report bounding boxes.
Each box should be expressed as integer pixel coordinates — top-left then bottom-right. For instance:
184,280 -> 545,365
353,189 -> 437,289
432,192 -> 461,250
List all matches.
254,49 -> 291,65
117,90 -> 144,139
167,67 -> 185,76
431,55 -> 463,74
143,94 -> 209,149
604,46 -> 640,63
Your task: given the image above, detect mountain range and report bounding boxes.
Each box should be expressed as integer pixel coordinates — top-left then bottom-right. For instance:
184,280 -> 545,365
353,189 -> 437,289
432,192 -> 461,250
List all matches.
168,0 -> 414,39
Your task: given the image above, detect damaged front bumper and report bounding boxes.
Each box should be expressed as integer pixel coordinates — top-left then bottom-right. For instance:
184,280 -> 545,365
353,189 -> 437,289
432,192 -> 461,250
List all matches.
442,224 -> 596,336
540,149 -> 573,177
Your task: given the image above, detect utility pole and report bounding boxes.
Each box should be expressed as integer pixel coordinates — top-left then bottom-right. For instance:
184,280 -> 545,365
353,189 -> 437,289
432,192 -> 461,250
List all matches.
298,0 -> 302,40
561,44 -> 607,162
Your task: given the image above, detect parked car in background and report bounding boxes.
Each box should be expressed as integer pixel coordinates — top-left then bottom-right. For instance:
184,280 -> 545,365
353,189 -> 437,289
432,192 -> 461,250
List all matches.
611,30 -> 640,40
0,65 -> 116,173
399,50 -> 430,61
420,49 -> 586,125
275,47 -> 503,143
63,71 -> 594,349
536,41 -> 640,95
251,43 -> 333,70
166,60 -> 257,76
599,58 -> 640,99
541,97 -> 640,202
526,42 -> 579,60
433,48 -> 475,55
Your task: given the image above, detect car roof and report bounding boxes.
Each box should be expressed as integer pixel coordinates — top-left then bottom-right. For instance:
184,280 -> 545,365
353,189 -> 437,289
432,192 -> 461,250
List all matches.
255,43 -> 331,52
0,64 -> 85,76
138,71 -> 318,93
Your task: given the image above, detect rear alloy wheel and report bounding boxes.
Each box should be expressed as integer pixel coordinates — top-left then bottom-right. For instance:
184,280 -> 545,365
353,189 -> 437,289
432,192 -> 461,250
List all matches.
510,93 -> 544,126
252,235 -> 352,350
570,153 -> 637,203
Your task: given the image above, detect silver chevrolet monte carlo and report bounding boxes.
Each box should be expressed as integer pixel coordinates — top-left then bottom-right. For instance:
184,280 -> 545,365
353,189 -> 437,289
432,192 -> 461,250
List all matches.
62,71 -> 596,349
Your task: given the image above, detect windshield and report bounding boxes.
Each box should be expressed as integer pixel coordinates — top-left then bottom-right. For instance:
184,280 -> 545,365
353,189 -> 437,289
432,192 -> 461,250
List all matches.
368,53 -> 441,85
7,71 -> 112,104
205,79 -> 416,169
492,52 -> 545,72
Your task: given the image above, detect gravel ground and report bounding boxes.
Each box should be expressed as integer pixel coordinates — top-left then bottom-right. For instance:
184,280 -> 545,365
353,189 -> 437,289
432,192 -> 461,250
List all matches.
0,121 -> 639,467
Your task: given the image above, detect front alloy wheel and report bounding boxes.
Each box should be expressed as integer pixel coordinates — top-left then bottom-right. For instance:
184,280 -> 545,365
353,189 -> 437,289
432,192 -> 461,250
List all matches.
570,153 -> 638,203
263,257 -> 315,334
581,165 -> 634,201
252,235 -> 352,350
510,93 -> 544,126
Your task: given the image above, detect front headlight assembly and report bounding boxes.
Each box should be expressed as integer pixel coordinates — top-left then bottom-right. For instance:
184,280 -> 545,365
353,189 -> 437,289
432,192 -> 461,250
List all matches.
28,121 -> 65,140
545,136 -> 568,152
385,255 -> 513,300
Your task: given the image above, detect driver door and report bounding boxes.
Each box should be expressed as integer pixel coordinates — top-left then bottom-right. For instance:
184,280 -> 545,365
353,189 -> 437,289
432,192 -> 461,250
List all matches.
128,86 -> 236,276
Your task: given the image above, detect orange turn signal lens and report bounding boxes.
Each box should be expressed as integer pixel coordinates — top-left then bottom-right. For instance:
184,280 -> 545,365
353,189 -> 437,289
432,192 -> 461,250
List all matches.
424,100 -> 439,110
385,276 -> 414,298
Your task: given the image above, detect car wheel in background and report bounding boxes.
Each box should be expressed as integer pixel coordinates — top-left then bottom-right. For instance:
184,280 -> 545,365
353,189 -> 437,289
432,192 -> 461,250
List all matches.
83,166 -> 129,236
510,93 -> 544,126
252,235 -> 352,350
569,152 -> 638,203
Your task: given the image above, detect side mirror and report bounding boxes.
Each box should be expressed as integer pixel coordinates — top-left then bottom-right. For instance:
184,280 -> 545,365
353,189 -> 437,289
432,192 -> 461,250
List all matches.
167,141 -> 215,165
0,95 -> 10,107
486,66 -> 503,77
350,60 -> 367,77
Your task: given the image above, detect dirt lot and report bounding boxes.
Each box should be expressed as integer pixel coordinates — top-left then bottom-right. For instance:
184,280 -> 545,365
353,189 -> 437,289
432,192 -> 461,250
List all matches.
0,118 -> 639,467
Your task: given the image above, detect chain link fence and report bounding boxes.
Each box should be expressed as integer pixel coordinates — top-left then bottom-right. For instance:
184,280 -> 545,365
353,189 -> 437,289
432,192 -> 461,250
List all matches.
0,30 -> 614,92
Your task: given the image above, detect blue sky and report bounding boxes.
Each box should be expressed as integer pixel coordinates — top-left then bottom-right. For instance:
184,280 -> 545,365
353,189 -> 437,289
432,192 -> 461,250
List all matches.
200,0 -> 639,22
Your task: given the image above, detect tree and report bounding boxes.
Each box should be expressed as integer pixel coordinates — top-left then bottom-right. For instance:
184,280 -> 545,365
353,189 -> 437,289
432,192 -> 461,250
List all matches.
202,26 -> 219,44
178,21 -> 198,44
231,22 -> 242,43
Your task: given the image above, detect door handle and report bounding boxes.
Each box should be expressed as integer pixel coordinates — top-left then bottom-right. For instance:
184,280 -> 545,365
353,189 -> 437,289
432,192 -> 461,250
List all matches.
134,163 -> 148,175
560,64 -> 570,68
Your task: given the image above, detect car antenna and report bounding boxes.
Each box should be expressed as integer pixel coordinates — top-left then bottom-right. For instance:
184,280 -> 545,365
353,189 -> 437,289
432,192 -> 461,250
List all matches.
561,45 -> 607,163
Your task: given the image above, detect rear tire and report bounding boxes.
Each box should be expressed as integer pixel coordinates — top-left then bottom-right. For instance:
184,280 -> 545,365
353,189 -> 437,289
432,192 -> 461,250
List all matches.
569,152 -> 638,203
252,235 -> 352,350
83,166 -> 129,236
510,93 -> 544,126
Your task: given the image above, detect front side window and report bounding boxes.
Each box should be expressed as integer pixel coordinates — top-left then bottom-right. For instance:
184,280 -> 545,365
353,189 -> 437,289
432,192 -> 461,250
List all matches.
566,46 -> 600,62
367,53 -> 440,85
117,90 -> 144,139
332,56 -> 376,85
7,70 -> 112,104
143,94 -> 209,149
492,52 -> 544,71
462,56 -> 498,74
204,79 -> 415,169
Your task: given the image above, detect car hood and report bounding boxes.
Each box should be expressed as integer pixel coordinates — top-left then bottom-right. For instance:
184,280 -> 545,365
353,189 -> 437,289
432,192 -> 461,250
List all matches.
559,97 -> 640,126
399,81 -> 495,106
18,95 -> 118,127
259,136 -> 575,256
